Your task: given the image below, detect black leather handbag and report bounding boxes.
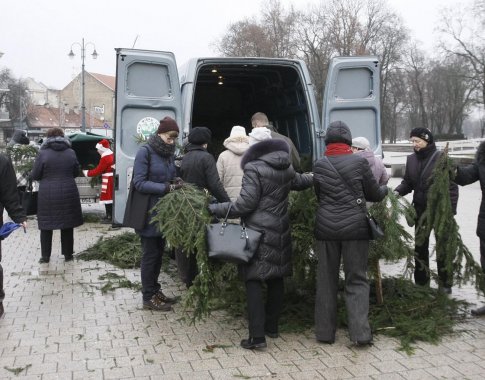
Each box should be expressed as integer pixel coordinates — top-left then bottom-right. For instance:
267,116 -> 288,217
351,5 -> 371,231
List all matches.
206,205 -> 264,264
21,180 -> 38,216
122,179 -> 150,230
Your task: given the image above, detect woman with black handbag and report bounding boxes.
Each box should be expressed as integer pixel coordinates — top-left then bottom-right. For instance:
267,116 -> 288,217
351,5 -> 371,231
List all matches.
313,121 -> 388,346
129,117 -> 182,312
209,127 -> 312,349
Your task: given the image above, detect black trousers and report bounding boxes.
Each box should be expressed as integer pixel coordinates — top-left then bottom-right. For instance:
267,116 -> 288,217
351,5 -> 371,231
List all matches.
140,236 -> 165,302
0,249 -> 4,302
105,203 -> 113,219
40,229 -> 74,258
245,278 -> 284,338
480,238 -> 485,272
175,248 -> 198,288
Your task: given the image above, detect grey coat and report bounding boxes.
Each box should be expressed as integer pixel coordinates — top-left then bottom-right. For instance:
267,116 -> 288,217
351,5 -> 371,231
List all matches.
209,139 -> 313,281
31,137 -> 83,230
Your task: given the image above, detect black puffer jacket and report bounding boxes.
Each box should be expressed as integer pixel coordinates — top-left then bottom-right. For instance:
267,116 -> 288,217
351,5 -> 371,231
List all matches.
209,139 -> 312,281
31,137 -> 83,230
395,143 -> 459,214
313,152 -> 388,241
180,144 -> 230,202
455,141 -> 485,239
0,153 -> 27,224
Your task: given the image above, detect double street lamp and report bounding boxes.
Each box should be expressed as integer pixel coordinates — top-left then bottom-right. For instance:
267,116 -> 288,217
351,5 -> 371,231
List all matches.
68,38 -> 98,132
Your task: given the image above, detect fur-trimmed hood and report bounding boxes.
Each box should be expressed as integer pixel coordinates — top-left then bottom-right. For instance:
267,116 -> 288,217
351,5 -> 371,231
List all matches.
477,140 -> 485,164
241,139 -> 290,169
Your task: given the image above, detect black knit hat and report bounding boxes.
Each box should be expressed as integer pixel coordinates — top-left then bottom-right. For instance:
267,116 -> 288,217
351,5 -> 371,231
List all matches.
188,126 -> 212,145
410,127 -> 433,144
325,121 -> 352,146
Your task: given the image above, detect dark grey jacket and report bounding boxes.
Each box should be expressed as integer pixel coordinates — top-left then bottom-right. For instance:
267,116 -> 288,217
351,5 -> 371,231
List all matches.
313,152 -> 388,241
31,137 -> 83,230
209,139 -> 312,281
455,141 -> 485,239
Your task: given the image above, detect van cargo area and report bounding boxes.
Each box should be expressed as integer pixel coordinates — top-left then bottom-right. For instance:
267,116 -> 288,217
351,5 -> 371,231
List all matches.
189,62 -> 313,171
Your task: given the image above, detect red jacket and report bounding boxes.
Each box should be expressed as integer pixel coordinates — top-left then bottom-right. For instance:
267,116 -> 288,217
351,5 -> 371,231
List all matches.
87,150 -> 114,203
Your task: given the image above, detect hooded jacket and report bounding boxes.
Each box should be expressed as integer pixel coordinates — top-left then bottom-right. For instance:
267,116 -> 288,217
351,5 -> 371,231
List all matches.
31,137 -> 83,230
216,135 -> 249,201
455,141 -> 485,238
209,139 -> 312,281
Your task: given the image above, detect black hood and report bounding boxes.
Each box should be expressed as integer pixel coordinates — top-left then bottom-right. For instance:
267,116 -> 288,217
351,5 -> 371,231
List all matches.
241,139 -> 290,170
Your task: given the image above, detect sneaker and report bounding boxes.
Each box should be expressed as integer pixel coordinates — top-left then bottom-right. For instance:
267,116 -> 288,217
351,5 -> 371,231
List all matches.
471,305 -> 485,316
143,295 -> 172,311
0,302 -> 4,319
155,290 -> 178,304
240,337 -> 267,349
38,257 -> 50,264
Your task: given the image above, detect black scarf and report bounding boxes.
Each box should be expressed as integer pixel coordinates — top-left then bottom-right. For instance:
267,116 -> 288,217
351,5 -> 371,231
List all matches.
148,134 -> 175,158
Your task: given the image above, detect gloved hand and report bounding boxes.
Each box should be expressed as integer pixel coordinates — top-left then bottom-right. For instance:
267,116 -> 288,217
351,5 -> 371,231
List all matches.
208,203 -> 217,216
82,170 -> 89,177
164,182 -> 183,193
172,177 -> 184,186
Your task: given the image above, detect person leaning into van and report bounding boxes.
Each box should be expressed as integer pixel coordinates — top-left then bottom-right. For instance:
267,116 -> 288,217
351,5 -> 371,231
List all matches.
177,126 -> 230,288
351,137 -> 389,185
216,125 -> 249,201
394,128 -> 458,293
313,121 -> 387,346
132,117 -> 182,311
31,127 -> 83,263
251,112 -> 301,172
209,127 -> 313,349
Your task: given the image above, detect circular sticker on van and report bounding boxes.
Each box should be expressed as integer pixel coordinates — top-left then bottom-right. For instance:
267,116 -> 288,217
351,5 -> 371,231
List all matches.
136,117 -> 159,138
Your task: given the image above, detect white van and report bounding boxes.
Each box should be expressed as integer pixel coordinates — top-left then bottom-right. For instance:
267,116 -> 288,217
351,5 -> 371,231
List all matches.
112,49 -> 381,224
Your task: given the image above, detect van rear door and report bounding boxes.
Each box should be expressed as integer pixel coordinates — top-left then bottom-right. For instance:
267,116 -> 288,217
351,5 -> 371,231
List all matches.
113,48 -> 181,224
321,56 -> 381,155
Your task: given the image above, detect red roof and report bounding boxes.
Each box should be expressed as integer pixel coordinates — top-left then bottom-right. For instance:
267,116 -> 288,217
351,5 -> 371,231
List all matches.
28,105 -> 104,129
90,72 -> 116,91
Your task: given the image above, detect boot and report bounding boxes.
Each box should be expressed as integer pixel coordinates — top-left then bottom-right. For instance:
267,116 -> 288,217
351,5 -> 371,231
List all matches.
240,337 -> 266,349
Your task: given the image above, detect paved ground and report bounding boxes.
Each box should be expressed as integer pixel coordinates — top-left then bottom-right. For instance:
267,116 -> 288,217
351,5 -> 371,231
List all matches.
1,179 -> 485,379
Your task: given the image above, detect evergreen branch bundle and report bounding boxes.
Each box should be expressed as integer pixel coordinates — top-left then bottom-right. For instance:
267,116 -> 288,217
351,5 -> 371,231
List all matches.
6,144 -> 38,172
417,148 -> 485,292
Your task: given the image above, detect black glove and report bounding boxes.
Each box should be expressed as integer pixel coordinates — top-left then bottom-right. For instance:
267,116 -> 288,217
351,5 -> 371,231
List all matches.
164,182 -> 183,193
208,204 -> 217,215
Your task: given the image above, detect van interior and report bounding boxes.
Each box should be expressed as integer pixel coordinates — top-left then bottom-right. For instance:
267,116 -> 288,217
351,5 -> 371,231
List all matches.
190,63 -> 314,171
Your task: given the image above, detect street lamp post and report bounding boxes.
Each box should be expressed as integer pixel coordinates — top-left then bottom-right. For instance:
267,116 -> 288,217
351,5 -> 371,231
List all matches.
68,38 -> 98,133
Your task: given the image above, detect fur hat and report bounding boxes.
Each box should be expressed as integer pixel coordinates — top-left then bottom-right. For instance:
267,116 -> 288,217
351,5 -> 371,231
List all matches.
157,116 -> 179,134
248,127 -> 272,146
325,121 -> 352,146
352,137 -> 371,151
410,127 -> 433,144
229,125 -> 247,138
188,126 -> 212,145
96,139 -> 110,152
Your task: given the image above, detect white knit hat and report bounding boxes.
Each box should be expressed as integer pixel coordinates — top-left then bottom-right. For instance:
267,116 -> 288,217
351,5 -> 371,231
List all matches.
229,125 -> 247,138
352,137 -> 371,151
248,127 -> 272,146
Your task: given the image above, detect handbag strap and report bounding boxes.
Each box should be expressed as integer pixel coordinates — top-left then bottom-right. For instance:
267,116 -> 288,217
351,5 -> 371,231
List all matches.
325,157 -> 367,215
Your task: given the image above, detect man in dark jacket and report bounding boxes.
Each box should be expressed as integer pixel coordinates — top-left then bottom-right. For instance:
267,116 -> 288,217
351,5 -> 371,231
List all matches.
455,140 -> 485,315
209,129 -> 312,349
0,153 -> 27,319
178,126 -> 230,287
395,128 -> 459,293
313,121 -> 387,346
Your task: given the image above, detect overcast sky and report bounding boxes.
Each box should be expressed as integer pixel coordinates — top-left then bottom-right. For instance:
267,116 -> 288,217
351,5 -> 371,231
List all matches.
0,0 -> 466,90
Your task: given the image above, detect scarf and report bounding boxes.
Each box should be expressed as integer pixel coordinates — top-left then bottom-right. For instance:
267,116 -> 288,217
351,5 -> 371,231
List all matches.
148,134 -> 175,158
324,143 -> 352,156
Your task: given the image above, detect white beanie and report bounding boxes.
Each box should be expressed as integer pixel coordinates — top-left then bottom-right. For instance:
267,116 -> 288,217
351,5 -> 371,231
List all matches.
352,136 -> 371,151
229,125 -> 247,138
248,127 -> 272,146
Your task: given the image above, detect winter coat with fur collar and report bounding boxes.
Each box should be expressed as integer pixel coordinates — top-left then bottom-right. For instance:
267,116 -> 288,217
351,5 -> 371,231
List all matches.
209,139 -> 312,281
455,141 -> 485,239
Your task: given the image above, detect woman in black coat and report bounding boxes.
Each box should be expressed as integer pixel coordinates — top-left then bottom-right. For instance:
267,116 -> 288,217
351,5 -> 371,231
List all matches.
455,140 -> 485,315
31,128 -> 83,263
313,121 -> 387,346
394,128 -> 458,292
209,127 -> 312,349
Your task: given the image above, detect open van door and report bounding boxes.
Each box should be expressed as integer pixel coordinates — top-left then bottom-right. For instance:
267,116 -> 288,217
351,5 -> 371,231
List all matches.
113,48 -> 181,225
321,56 -> 381,155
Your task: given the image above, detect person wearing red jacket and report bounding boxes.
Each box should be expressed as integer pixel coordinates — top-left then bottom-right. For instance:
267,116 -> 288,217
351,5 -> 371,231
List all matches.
83,139 -> 114,223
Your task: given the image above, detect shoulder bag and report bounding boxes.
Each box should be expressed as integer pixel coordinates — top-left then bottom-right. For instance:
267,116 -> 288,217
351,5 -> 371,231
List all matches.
122,146 -> 151,230
325,157 -> 384,240
22,179 -> 38,216
206,204 -> 264,264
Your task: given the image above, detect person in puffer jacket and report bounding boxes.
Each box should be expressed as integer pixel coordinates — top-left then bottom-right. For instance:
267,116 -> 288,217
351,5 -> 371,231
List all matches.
209,127 -> 313,350
313,121 -> 388,346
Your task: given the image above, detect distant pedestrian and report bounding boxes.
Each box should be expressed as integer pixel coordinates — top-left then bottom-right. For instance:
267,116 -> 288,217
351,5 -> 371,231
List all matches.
31,127 -> 83,263
216,125 -> 249,201
455,140 -> 485,315
0,153 -> 28,318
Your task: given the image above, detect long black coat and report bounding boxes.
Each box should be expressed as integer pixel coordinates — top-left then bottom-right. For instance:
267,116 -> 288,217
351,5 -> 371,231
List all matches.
180,144 -> 230,203
31,137 -> 83,230
395,143 -> 459,214
209,139 -> 313,281
313,152 -> 388,241
455,141 -> 485,239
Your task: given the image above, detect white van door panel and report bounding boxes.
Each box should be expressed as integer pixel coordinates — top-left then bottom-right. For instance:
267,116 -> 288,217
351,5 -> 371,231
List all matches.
113,48 -> 181,224
321,56 -> 381,155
